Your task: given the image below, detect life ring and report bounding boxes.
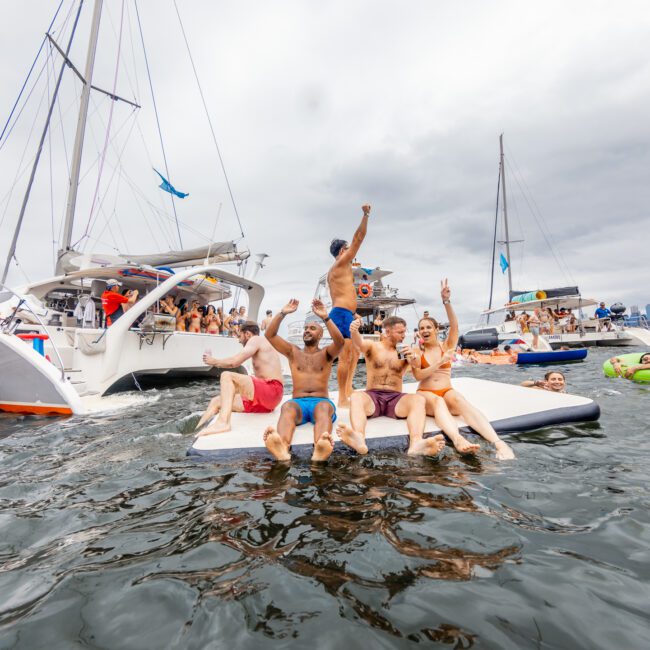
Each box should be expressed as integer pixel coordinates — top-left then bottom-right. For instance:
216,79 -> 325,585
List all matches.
358,283 -> 373,298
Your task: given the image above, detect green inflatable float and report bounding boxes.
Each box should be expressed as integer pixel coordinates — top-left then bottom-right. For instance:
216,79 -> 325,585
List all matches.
603,352 -> 650,382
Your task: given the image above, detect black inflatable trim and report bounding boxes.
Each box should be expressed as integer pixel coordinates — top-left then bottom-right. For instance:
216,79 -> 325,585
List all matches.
187,400 -> 601,460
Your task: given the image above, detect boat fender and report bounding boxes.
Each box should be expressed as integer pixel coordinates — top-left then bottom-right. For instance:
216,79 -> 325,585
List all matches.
358,283 -> 373,298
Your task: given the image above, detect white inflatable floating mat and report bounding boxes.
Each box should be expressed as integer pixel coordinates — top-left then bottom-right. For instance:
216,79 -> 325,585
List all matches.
188,378 -> 600,459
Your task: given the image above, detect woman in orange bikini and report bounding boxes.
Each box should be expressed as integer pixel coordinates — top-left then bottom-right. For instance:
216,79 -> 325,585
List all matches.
412,279 -> 515,460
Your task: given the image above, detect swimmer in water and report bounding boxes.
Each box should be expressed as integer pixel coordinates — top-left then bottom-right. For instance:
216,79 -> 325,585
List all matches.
608,353 -> 650,379
412,280 -> 515,460
521,370 -> 566,392
264,298 -> 344,463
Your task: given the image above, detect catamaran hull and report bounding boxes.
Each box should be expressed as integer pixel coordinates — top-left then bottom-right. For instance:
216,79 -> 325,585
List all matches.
0,332 -> 83,416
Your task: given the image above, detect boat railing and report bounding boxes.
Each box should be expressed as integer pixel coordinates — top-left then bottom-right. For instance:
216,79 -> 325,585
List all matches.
0,283 -> 66,380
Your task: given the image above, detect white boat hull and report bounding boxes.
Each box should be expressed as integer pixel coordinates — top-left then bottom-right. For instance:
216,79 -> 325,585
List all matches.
0,331 -> 84,415
188,377 -> 600,459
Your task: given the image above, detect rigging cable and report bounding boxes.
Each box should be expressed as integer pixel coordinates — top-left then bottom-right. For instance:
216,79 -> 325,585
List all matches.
173,0 -> 245,240
134,0 -> 183,249
0,0 -> 65,145
487,161 -> 501,313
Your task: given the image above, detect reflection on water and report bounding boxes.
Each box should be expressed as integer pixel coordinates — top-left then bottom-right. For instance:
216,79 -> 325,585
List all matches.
0,348 -> 649,648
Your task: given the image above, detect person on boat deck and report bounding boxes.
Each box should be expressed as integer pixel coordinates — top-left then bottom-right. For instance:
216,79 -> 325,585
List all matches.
517,312 -> 530,333
263,298 -> 344,463
260,310 -> 273,331
373,312 -> 384,333
187,300 -> 202,333
595,302 -> 612,331
223,308 -> 236,336
195,321 -> 284,435
505,310 -> 516,322
101,280 -> 138,326
528,309 -> 541,348
175,301 -> 188,332
411,280 -> 515,460
327,204 -> 371,408
521,371 -> 566,393
608,353 -> 650,378
203,305 -> 221,334
160,295 -> 179,319
337,315 -> 446,458
216,307 -> 225,334
565,309 -> 577,333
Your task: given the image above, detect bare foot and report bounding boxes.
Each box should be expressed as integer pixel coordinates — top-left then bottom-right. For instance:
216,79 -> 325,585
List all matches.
312,431 -> 335,462
336,423 -> 368,455
195,420 -> 231,437
195,410 -> 216,431
451,435 -> 481,454
408,434 -> 446,457
337,399 -> 350,409
264,426 -> 291,461
495,440 -> 515,460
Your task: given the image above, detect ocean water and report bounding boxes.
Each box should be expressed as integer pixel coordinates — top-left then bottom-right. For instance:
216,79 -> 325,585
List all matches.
0,347 -> 648,649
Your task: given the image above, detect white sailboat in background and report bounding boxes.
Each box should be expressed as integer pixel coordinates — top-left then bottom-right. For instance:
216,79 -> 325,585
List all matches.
460,135 -> 650,351
0,0 -> 267,415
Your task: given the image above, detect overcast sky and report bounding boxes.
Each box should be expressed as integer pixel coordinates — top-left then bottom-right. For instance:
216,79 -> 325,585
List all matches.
1,0 -> 649,327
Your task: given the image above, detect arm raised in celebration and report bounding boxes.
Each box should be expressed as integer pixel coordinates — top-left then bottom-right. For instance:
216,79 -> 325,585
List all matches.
265,299 -> 298,358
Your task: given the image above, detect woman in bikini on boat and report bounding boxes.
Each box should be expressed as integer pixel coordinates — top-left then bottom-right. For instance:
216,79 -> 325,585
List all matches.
176,300 -> 188,332
187,300 -> 203,333
412,279 -> 515,460
203,305 -> 221,334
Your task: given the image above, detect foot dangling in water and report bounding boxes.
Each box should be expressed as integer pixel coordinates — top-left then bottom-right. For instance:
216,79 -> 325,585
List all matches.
312,431 -> 335,462
264,426 -> 291,462
196,420 -> 231,437
495,440 -> 515,460
336,423 -> 368,455
451,435 -> 481,454
408,434 -> 446,457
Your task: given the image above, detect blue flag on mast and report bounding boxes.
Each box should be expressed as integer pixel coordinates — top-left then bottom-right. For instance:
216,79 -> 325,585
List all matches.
154,169 -> 189,199
499,253 -> 509,273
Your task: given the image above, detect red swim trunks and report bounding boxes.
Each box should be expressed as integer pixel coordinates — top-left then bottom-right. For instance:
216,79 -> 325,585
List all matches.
242,377 -> 284,413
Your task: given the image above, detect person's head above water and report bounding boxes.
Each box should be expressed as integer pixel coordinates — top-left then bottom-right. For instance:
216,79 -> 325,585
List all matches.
302,321 -> 324,347
544,370 -> 566,392
329,239 -> 348,258
640,353 -> 650,364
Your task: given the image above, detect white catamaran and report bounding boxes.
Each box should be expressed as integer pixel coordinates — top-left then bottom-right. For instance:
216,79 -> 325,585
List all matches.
461,135 -> 650,351
0,1 -> 267,415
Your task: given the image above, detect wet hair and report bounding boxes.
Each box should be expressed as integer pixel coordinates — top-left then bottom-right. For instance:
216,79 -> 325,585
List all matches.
330,239 -> 347,258
544,370 -> 565,381
418,316 -> 440,329
640,353 -> 650,364
240,321 -> 260,336
383,316 -> 407,330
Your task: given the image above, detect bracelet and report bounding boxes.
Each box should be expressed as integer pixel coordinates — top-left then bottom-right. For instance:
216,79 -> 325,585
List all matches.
442,299 -> 451,305
323,316 -> 331,323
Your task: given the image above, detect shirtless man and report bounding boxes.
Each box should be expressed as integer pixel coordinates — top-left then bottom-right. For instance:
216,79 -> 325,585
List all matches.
260,310 -> 273,331
327,204 -> 371,407
412,280 -> 515,460
195,321 -> 284,435
337,316 -> 446,457
264,298 -> 344,463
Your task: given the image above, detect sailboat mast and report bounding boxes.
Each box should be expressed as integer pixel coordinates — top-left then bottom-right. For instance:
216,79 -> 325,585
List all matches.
499,133 -> 513,296
57,0 -> 103,271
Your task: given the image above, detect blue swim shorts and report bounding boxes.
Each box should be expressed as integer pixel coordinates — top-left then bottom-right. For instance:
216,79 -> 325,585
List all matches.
288,397 -> 337,425
328,306 -> 354,339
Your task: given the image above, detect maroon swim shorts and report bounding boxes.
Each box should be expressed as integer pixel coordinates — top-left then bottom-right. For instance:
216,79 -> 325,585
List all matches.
366,389 -> 406,419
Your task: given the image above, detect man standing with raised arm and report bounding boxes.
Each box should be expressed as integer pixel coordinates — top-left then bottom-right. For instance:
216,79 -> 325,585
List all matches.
264,299 -> 344,463
327,204 -> 371,407
337,316 -> 446,457
195,321 -> 284,436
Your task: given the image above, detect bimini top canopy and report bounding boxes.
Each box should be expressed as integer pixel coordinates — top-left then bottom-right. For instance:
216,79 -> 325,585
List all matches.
484,295 -> 598,315
57,242 -> 248,274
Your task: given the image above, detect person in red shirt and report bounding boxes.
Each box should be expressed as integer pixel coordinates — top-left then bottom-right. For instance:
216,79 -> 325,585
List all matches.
101,279 -> 138,326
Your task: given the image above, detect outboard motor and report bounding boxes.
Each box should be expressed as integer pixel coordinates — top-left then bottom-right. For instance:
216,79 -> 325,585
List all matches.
458,328 -> 499,351
610,302 -> 626,323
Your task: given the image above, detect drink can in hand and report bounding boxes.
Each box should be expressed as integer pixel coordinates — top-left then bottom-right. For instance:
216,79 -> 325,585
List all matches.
396,343 -> 408,360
